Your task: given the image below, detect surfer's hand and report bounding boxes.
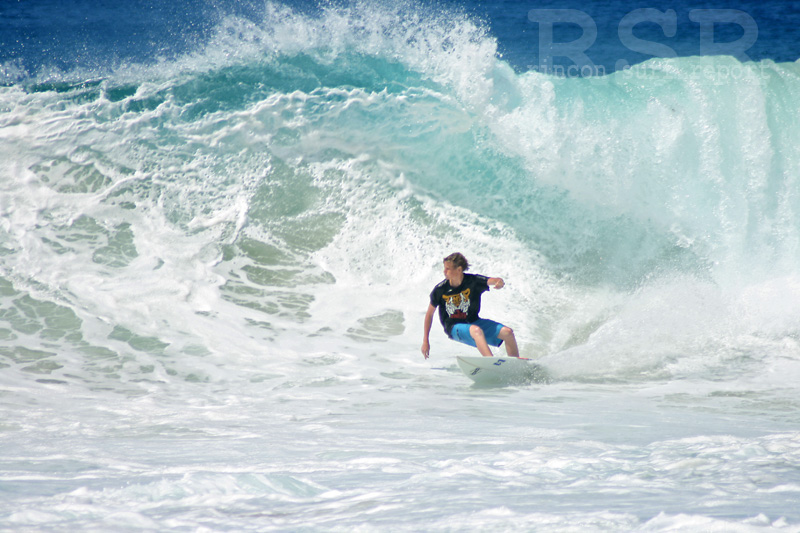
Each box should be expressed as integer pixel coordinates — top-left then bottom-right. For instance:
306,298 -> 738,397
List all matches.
421,340 -> 430,359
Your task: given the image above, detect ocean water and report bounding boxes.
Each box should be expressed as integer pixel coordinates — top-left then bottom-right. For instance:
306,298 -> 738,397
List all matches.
2,1 -> 800,531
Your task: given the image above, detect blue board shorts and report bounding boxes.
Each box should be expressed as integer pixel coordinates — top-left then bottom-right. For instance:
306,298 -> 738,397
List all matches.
450,318 -> 505,348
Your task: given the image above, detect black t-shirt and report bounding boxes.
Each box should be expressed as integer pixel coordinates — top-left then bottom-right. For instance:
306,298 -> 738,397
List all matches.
429,273 -> 490,337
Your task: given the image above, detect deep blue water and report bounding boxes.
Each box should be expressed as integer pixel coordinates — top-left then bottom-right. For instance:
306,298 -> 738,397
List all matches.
478,0 -> 800,72
2,0 -> 799,82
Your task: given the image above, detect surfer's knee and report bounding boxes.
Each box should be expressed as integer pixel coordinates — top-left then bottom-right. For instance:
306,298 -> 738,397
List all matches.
499,326 -> 514,339
469,324 -> 485,340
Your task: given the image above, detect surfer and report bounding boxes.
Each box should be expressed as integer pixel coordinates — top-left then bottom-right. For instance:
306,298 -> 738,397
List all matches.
421,252 -> 519,359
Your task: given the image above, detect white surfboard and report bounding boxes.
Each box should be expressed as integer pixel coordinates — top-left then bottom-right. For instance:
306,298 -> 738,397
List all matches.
456,355 -> 548,386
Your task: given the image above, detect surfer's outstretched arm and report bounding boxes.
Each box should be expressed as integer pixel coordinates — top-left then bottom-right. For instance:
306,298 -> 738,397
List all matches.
421,303 -> 435,359
487,277 -> 505,289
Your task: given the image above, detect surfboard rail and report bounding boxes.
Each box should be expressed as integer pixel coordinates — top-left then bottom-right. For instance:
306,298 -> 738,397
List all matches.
456,355 -> 548,385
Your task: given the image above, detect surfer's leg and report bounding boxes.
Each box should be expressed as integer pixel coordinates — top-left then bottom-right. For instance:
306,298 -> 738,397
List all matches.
498,327 -> 519,357
469,324 -> 494,357
450,323 -> 489,356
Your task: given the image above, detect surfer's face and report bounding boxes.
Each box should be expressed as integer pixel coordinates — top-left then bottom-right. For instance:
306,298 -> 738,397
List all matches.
443,261 -> 463,285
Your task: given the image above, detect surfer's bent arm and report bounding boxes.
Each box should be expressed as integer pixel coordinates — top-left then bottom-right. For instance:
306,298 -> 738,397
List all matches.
421,303 -> 436,359
487,277 -> 505,289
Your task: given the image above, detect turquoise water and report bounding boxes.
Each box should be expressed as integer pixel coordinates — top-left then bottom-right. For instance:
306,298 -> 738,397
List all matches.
2,2 -> 800,530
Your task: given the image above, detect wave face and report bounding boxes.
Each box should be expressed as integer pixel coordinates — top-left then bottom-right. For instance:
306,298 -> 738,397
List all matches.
2,2 -> 800,386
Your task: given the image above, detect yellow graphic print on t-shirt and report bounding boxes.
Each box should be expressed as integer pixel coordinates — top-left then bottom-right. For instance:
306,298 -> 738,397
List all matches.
442,288 -> 470,320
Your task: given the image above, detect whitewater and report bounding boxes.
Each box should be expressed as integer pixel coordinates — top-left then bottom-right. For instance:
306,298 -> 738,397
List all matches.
2,2 -> 800,531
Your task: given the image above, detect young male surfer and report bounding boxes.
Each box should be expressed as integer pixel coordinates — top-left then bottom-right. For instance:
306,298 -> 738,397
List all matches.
421,252 -> 519,359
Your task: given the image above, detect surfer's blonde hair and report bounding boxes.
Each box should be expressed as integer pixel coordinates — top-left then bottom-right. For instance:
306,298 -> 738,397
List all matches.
444,252 -> 469,271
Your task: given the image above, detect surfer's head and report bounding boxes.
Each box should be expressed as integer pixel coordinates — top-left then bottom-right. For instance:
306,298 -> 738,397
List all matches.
443,252 -> 469,272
